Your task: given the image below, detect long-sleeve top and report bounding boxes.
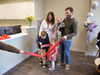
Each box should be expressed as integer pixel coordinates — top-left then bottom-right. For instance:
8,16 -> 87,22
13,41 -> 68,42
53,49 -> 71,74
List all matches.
61,18 -> 78,40
36,36 -> 49,49
0,41 -> 20,54
39,20 -> 56,41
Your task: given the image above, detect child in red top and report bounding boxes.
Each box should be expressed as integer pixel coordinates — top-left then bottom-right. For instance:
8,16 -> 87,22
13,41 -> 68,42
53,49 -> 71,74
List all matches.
42,38 -> 58,71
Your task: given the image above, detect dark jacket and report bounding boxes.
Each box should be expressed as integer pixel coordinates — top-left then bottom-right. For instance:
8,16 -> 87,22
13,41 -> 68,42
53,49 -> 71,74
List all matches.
36,36 -> 49,49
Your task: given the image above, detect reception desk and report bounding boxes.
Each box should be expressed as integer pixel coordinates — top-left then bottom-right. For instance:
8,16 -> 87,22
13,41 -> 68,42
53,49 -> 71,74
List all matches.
0,26 -> 37,75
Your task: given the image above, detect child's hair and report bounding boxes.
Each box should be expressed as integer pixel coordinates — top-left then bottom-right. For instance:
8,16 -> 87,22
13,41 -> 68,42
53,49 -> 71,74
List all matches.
41,31 -> 47,36
50,38 -> 57,43
56,17 -> 62,21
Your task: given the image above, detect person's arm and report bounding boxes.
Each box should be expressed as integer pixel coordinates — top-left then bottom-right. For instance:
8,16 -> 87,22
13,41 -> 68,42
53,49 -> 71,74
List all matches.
62,21 -> 78,40
0,41 -> 24,54
52,47 -> 58,56
42,44 -> 51,47
66,21 -> 78,39
39,20 -> 45,36
53,24 -> 57,38
36,37 -> 40,44
36,37 -> 42,47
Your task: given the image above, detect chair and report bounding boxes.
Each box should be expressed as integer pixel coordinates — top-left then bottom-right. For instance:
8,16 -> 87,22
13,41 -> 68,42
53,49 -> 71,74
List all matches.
95,48 -> 100,58
94,58 -> 100,73
95,41 -> 100,58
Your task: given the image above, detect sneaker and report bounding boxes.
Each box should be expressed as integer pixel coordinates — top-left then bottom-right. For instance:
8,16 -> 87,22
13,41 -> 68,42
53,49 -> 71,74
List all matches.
65,64 -> 69,70
43,64 -> 46,68
49,68 -> 55,71
48,64 -> 51,68
57,61 -> 64,66
39,62 -> 42,65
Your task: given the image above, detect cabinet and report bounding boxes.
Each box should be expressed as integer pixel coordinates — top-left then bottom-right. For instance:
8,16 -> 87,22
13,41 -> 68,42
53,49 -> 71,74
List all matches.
10,3 -> 22,19
21,2 -> 30,19
21,2 -> 35,19
28,2 -> 35,16
0,2 -> 35,19
0,4 -> 10,19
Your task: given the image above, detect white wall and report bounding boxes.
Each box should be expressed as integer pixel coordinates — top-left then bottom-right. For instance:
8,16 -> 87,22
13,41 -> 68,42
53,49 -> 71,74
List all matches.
0,20 -> 28,27
34,0 -> 43,20
34,0 -> 44,36
43,0 -> 91,53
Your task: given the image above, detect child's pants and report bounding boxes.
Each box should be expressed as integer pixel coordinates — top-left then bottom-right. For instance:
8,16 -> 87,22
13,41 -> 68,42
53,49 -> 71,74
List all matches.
38,48 -> 46,65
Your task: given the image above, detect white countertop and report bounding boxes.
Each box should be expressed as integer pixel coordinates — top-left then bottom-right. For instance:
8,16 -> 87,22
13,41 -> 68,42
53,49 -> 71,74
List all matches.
0,33 -> 28,42
21,26 -> 37,29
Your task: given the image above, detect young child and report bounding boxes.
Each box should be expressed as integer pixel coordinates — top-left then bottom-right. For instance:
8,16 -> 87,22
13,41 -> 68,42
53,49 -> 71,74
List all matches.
56,17 -> 65,35
36,31 -> 49,68
42,38 -> 58,71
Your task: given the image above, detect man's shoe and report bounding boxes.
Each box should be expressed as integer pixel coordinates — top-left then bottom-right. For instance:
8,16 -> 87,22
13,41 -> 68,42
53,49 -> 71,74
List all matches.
65,64 -> 69,70
57,61 -> 64,66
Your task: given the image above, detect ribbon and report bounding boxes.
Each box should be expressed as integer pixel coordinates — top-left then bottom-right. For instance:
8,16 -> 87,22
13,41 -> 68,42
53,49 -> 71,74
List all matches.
24,39 -> 62,58
43,38 -> 62,57
86,22 -> 97,51
24,52 -> 42,58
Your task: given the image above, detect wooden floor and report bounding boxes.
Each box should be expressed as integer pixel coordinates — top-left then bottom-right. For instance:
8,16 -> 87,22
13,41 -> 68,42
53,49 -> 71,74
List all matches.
3,51 -> 99,75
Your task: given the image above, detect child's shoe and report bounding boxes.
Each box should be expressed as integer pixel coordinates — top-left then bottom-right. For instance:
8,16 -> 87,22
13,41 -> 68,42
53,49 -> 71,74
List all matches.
48,64 -> 51,68
43,64 -> 46,68
39,62 -> 42,65
49,68 -> 55,71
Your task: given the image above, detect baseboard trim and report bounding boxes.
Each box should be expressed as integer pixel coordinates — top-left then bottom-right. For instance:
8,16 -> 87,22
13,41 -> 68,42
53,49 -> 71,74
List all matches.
70,48 -> 85,53
0,49 -> 37,75
85,52 -> 96,56
70,48 -> 96,56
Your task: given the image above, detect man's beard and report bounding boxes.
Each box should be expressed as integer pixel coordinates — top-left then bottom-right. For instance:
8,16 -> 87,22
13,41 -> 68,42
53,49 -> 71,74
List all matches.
67,15 -> 71,19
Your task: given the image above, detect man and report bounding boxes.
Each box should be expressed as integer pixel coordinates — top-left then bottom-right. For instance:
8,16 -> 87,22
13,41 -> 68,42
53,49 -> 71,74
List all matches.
57,7 -> 78,70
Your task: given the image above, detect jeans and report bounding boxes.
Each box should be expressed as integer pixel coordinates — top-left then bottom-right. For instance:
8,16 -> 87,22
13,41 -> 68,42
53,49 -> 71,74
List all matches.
59,39 -> 72,64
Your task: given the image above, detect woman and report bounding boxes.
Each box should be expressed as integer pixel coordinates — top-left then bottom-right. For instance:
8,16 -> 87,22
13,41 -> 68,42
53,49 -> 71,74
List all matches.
39,11 -> 56,41
0,41 -> 24,54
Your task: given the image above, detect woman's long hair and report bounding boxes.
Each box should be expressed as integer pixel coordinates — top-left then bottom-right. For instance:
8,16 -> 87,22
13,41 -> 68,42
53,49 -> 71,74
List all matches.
46,11 -> 55,25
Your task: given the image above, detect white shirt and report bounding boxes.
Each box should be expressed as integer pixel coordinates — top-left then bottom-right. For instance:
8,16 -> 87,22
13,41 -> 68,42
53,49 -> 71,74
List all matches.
39,20 -> 56,41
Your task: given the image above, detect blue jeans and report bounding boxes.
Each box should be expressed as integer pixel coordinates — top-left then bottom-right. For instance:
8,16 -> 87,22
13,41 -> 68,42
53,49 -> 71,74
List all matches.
59,39 -> 72,64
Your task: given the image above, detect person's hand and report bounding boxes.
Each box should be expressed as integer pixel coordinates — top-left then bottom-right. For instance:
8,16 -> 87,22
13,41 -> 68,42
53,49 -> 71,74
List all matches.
62,35 -> 67,40
52,55 -> 54,57
40,45 -> 43,49
39,42 -> 42,45
19,50 -> 24,54
57,26 -> 61,31
54,28 -> 56,31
